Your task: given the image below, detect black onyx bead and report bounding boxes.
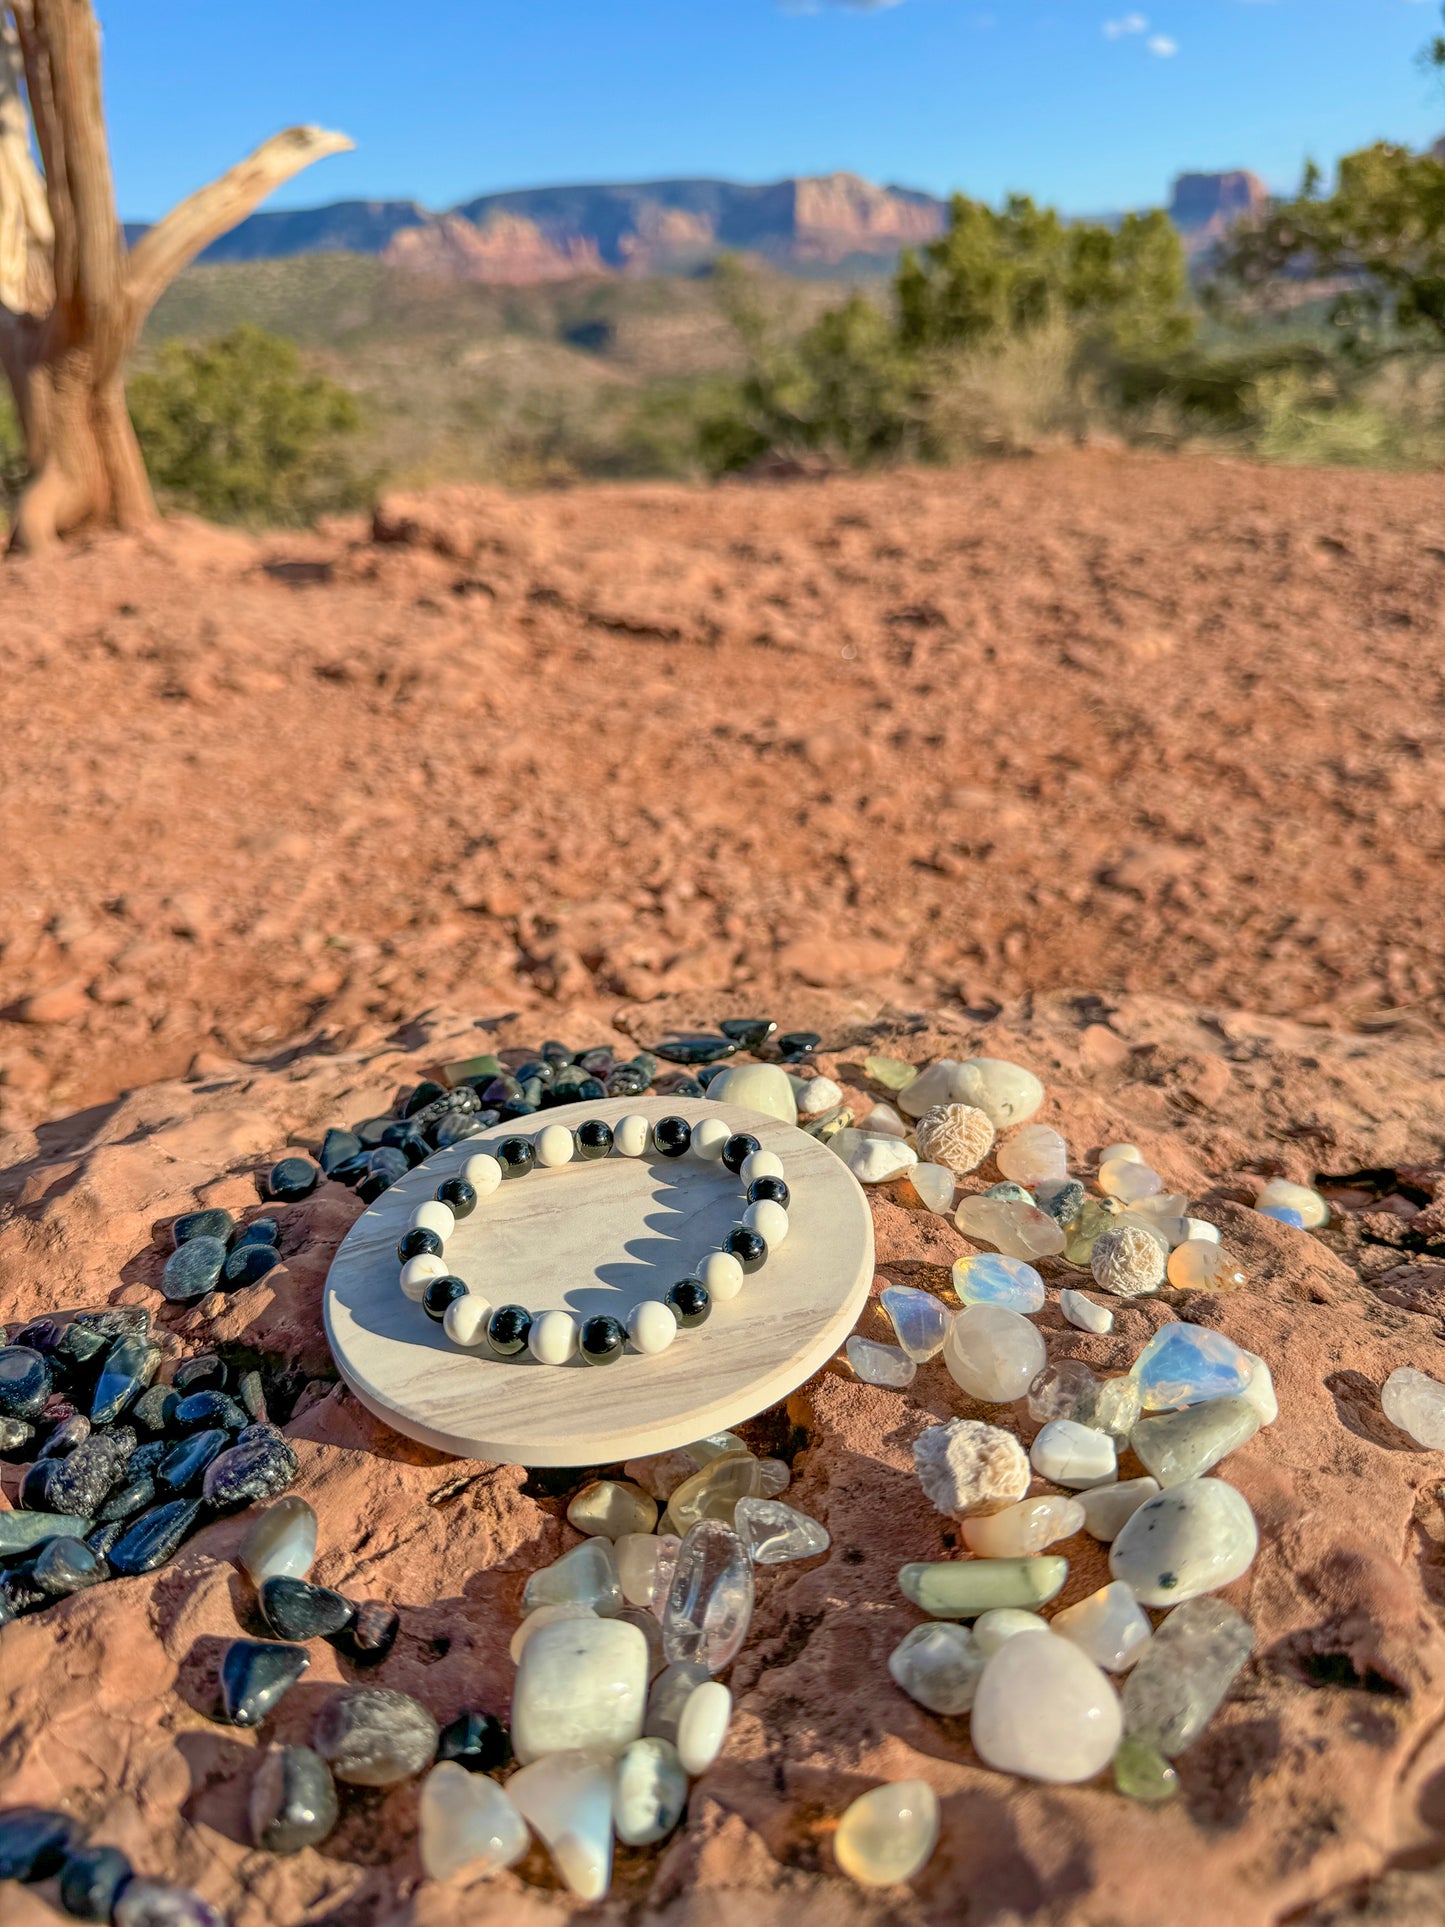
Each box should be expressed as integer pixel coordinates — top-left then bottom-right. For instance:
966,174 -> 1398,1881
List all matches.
777,1030 -> 822,1061
218,1637 -> 310,1726
423,1276 -> 469,1322
59,1842 -> 134,1920
579,1316 -> 626,1365
223,1242 -> 283,1290
267,1156 -> 320,1202
719,1016 -> 777,1049
260,1575 -> 356,1642
495,1137 -> 536,1179
721,1133 -> 761,1175
575,1119 -> 613,1160
653,1115 -> 693,1158
665,1280 -> 711,1328
436,1177 -> 477,1217
0,1346 -> 52,1421
437,1708 -> 511,1774
0,1807 -> 83,1882
724,1226 -> 768,1273
747,1176 -> 791,1209
487,1306 -> 532,1355
397,1226 -> 444,1264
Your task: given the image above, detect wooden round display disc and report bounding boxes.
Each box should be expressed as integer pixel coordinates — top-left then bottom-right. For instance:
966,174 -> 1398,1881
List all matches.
324,1095 -> 874,1467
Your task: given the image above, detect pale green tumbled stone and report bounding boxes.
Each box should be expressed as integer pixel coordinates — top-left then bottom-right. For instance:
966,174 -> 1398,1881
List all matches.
834,1780 -> 940,1888
898,1555 -> 1068,1618
706,1063 -> 798,1124
1114,1736 -> 1180,1803
1130,1395 -> 1262,1486
865,1054 -> 919,1092
522,1537 -> 623,1616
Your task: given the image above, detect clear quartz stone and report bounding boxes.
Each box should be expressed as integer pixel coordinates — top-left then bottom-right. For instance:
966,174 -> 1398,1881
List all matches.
881,1285 -> 953,1361
566,1481 -> 658,1540
1052,1581 -> 1153,1673
510,1617 -> 648,1763
961,1494 -> 1084,1557
613,1737 -> 688,1846
522,1537 -> 623,1617
644,1661 -> 711,1742
1130,1395 -> 1262,1486
845,1335 -> 917,1387
952,1252 -> 1045,1313
734,1497 -> 830,1565
1382,1367 -> 1445,1448
995,1124 -> 1069,1185
909,1162 -> 957,1214
418,1761 -> 529,1880
970,1632 -> 1123,1783
238,1497 -> 317,1587
1131,1324 -> 1253,1411
1109,1478 -> 1258,1606
954,1194 -> 1066,1259
944,1304 -> 1047,1404
662,1453 -> 768,1535
1121,1595 -> 1255,1754
1093,1376 -> 1143,1441
1027,1358 -> 1099,1425
661,1520 -> 754,1673
888,1622 -> 985,1715
508,1746 -> 616,1902
834,1780 -> 940,1889
756,1457 -> 790,1497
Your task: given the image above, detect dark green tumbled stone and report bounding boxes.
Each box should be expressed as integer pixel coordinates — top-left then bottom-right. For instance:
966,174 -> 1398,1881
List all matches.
91,1337 -> 160,1424
58,1842 -> 134,1920
157,1428 -> 230,1495
0,1345 -> 51,1420
0,1806 -> 82,1882
108,1498 -> 202,1576
218,1638 -> 309,1727
222,1243 -> 283,1289
719,1017 -> 777,1049
162,1237 -> 227,1303
172,1207 -> 235,1249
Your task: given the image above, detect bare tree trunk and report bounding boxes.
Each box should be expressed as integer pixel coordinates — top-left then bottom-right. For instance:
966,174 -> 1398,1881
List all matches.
0,0 -> 350,552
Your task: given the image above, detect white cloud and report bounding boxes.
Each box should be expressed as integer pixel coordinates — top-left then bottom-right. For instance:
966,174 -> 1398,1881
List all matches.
1147,33 -> 1178,56
1103,12 -> 1149,37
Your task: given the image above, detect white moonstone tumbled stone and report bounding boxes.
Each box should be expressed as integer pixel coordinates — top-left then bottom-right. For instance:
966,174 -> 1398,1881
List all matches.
913,1417 -> 1030,1519
419,1760 -> 529,1881
707,1063 -> 798,1124
839,1132 -> 917,1184
943,1304 -> 1047,1404
1256,1177 -> 1329,1228
443,1292 -> 491,1348
613,1114 -> 651,1157
1081,1476 -> 1161,1542
512,1616 -> 649,1763
881,1285 -> 953,1361
739,1148 -> 784,1184
460,1152 -> 502,1196
846,1335 -> 917,1387
238,1496 -> 317,1586
534,1123 -> 576,1169
1059,1289 -> 1114,1335
961,1494 -> 1084,1557
529,1309 -> 578,1367
567,1480 -> 658,1540
523,1537 -> 623,1616
909,1162 -> 957,1214
695,1250 -> 744,1303
613,1737 -> 688,1846
1101,1142 -> 1143,1166
399,1254 -> 447,1301
508,1747 -> 615,1901
742,1197 -> 789,1249
888,1621 -> 984,1714
1052,1580 -> 1152,1673
1382,1366 -> 1445,1448
860,1101 -> 910,1139
733,1497 -> 830,1565
996,1124 -> 1069,1186
511,1601 -> 597,1663
796,1076 -> 843,1117
628,1299 -> 679,1353
973,1609 -> 1050,1657
1183,1216 -> 1222,1244
835,1780 -> 940,1889
676,1678 -> 732,1773
1030,1420 -> 1118,1490
970,1632 -> 1123,1783
1109,1477 -> 1258,1605
409,1199 -> 455,1240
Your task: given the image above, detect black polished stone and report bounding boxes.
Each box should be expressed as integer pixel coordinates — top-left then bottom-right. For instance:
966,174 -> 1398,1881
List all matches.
380,1117 -> 423,1150
158,1428 -> 229,1495
130,1384 -> 180,1435
260,1575 -> 356,1642
579,1315 -> 626,1365
330,1598 -> 399,1666
75,1308 -> 150,1343
218,1638 -> 309,1727
162,1236 -> 227,1303
777,1030 -> 823,1061
108,1498 -> 202,1576
575,1047 -> 615,1076
719,1017 -> 777,1049
652,1115 -> 692,1158
433,1112 -> 486,1148
480,1075 -> 523,1105
651,1035 -> 739,1066
319,1127 -> 364,1176
541,1039 -> 572,1065
696,1063 -> 729,1089
575,1118 -> 613,1160
355,1168 -> 398,1205
747,1176 -> 791,1209
495,1136 -> 536,1180
128,1440 -> 169,1477
267,1157 -> 320,1203
436,1708 -> 511,1774
90,1337 -> 160,1424
33,1535 -> 108,1596
402,1079 -> 448,1118
85,1520 -> 126,1561
203,1424 -> 297,1511
0,1346 -> 51,1421
724,1226 -> 769,1273
396,1226 -> 444,1264
604,1064 -> 649,1097
37,1413 -> 91,1460
53,1322 -> 108,1376
172,1355 -> 227,1394
97,1473 -> 157,1525
436,1176 -> 477,1217
657,1073 -> 705,1098
572,1077 -> 607,1103
172,1207 -> 235,1249
173,1391 -> 248,1432
238,1371 -> 268,1423
721,1133 -> 762,1175
423,1276 -> 469,1323
486,1306 -> 532,1356
354,1116 -> 392,1147
222,1242 -> 284,1290
249,1744 -> 339,1854
25,1429 -> 134,1516
58,1842 -> 134,1920
0,1806 -> 83,1882
10,1316 -> 63,1358
232,1218 -> 280,1251
665,1280 -> 712,1328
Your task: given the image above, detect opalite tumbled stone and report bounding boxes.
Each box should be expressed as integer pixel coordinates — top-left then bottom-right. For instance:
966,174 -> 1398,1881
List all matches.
908,1162 -> 957,1214
1110,1478 -> 1258,1605
1081,1476 -> 1160,1541
567,1480 -> 659,1540
887,1622 -> 984,1715
835,1131 -> 918,1184
522,1537 -> 623,1616
996,1125 -> 1069,1186
846,1336 -> 917,1387
1121,1595 -> 1255,1754
1059,1290 -> 1114,1335
971,1631 -> 1121,1783
1166,1241 -> 1247,1293
943,1305 -> 1047,1405
834,1780 -> 940,1890
955,1194 -> 1066,1260
663,1453 -> 768,1536
706,1063 -> 797,1125
961,1494 -> 1084,1557
616,1533 -> 680,1608
898,1555 -> 1068,1617
1382,1366 -> 1445,1448
952,1252 -> 1045,1314
1030,1420 -> 1118,1489
662,1520 -> 754,1672
614,1737 -> 688,1845
510,1602 -> 597,1663
881,1285 -> 953,1361
508,1746 -> 615,1901
237,1496 -> 317,1587
511,1616 -> 648,1763
418,1761 -> 529,1880
973,1609 -> 1049,1657
1130,1395 -> 1261,1486
1052,1580 -> 1152,1673
1131,1323 -> 1253,1411
1256,1177 -> 1328,1228
676,1678 -> 732,1773
913,1418 -> 1030,1519
734,1496 -> 830,1565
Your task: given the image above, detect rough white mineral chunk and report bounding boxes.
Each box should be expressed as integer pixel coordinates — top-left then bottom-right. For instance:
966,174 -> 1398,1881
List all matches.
1090,1224 -> 1167,1298
1382,1367 -> 1445,1449
912,1417 -> 1031,1519
796,1076 -> 843,1117
970,1631 -> 1123,1783
914,1103 -> 995,1174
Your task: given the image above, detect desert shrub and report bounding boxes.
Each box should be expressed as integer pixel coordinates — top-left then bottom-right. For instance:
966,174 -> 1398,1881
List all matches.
922,319 -> 1112,458
128,324 -> 371,525
0,390 -> 24,535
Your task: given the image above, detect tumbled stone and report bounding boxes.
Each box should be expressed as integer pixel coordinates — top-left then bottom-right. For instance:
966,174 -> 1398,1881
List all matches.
1099,1158 -> 1164,1203
1062,1198 -> 1119,1268
913,1417 -> 1030,1519
218,1638 -> 309,1726
418,1760 -> 529,1880
1242,1352 -> 1279,1427
961,1494 -> 1084,1557
908,1162 -> 958,1213
1081,1476 -> 1161,1541
130,1385 -> 179,1436
1255,1177 -> 1328,1228
0,1807 -> 82,1881
333,1598 -> 399,1667
888,1621 -> 984,1715
1093,1376 -> 1144,1441
662,1519 -> 753,1672
0,1346 -> 51,1421
108,1497 -> 203,1576
1131,1323 -> 1253,1411
662,1452 -> 769,1535
313,1687 -> 439,1785
512,1615 -> 648,1763
238,1496 -> 318,1586
173,1207 -> 235,1248
1031,1420 -> 1117,1489
1382,1367 -> 1445,1449
1167,1241 -> 1247,1292
1090,1225 -> 1166,1298
954,1194 -> 1066,1260
1115,1735 -> 1181,1802
1110,1477 -> 1258,1605
0,1414 -> 34,1452
249,1744 -> 339,1854
614,1737 -> 688,1845
260,1576 -> 356,1642
202,1424 -> 297,1510
644,1661 -> 711,1743
834,1780 -> 940,1889
845,1335 -> 916,1387
617,1604 -> 666,1680
952,1252 -> 1045,1313
90,1337 -> 160,1425
510,1602 -> 597,1663
1121,1594 -> 1256,1754
898,1556 -> 1068,1617
881,1285 -> 953,1361
113,1880 -> 225,1927
0,1510 -> 93,1555
158,1428 -> 229,1496
705,1062 -> 797,1124
1059,1289 -> 1113,1334
28,1429 -> 134,1516
973,1609 -> 1050,1656
1035,1177 -> 1087,1229
996,1124 -> 1069,1185
612,1533 -> 671,1610
943,1304 -> 1047,1404
665,1683 -> 724,1779
1027,1358 -> 1099,1425
1131,1395 -> 1262,1486
509,1746 -> 615,1901
865,1053 -> 918,1091
566,1479 -> 658,1540
902,1058 -> 1042,1128
970,1631 -> 1122,1782
437,1709 -> 511,1774
522,1537 -> 623,1616
834,1130 -> 918,1184
1053,1580 -> 1152,1673
733,1497 -> 830,1565
162,1237 -> 228,1302
58,1842 -> 135,1919
33,1536 -> 108,1595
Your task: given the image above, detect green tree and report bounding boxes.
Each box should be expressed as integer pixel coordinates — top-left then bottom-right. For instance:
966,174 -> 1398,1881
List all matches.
128,324 -> 369,525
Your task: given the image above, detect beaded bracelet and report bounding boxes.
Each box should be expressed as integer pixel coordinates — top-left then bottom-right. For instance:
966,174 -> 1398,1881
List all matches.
391,1115 -> 791,1365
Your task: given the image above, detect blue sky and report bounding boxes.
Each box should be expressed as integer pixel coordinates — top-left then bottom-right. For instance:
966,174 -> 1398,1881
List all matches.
103,1 -> 1443,219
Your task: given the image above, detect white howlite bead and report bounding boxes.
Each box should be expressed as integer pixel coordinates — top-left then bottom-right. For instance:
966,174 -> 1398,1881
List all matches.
400,1254 -> 448,1301
461,1153 -> 502,1197
697,1250 -> 745,1302
444,1293 -> 491,1347
614,1115 -> 651,1158
529,1310 -> 578,1366
535,1123 -> 576,1169
740,1149 -> 784,1184
628,1300 -> 679,1355
690,1117 -> 732,1162
409,1199 -> 455,1240
742,1198 -> 789,1250
676,1680 -> 732,1774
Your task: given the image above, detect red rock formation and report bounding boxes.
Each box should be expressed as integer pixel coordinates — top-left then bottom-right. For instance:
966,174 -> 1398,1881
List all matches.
382,212 -> 605,285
